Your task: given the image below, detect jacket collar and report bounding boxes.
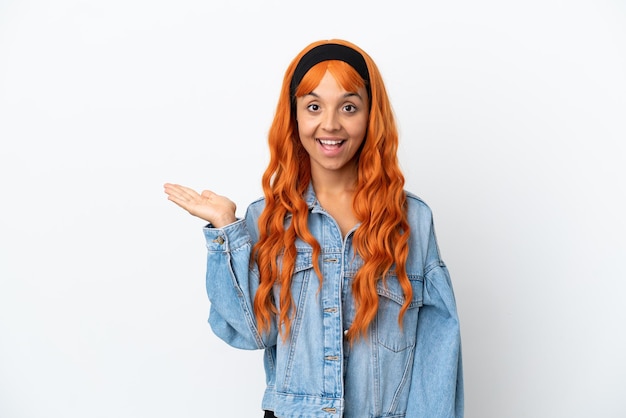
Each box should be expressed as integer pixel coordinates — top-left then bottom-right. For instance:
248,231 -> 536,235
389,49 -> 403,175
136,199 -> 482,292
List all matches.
304,182 -> 318,210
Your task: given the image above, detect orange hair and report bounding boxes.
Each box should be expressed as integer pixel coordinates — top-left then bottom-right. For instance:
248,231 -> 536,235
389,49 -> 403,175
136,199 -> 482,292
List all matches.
252,39 -> 411,342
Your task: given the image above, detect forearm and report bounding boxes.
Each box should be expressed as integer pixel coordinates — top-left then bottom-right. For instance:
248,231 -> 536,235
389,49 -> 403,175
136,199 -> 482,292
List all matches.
204,219 -> 276,349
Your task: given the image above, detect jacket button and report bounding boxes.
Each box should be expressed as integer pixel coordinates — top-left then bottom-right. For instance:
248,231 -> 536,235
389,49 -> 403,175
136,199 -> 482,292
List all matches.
212,236 -> 225,245
321,407 -> 336,413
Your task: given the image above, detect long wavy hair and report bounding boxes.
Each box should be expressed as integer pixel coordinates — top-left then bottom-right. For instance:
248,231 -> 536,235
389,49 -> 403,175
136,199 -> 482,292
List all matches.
252,39 -> 411,342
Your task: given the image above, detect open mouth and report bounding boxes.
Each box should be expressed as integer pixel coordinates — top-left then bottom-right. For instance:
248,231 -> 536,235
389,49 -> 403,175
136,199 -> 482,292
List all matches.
317,139 -> 345,149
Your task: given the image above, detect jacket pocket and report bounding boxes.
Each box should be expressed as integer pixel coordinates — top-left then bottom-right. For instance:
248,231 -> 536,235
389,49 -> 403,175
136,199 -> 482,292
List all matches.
272,249 -> 314,312
375,274 -> 423,352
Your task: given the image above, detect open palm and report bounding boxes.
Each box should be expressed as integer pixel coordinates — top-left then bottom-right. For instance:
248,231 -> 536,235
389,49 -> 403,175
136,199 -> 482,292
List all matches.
163,183 -> 237,227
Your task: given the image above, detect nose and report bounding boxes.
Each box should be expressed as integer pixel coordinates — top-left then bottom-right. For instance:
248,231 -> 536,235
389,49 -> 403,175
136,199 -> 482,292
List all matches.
321,110 -> 340,131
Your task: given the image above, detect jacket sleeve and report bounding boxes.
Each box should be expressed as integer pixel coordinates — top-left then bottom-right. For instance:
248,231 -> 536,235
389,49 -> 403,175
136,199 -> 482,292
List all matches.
406,221 -> 464,417
203,214 -> 277,350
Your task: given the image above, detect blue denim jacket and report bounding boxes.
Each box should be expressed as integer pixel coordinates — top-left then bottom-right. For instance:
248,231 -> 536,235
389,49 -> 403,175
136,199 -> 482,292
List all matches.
203,186 -> 463,418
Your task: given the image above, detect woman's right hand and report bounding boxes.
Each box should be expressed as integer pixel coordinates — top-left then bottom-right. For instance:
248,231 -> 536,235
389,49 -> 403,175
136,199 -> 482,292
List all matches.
163,183 -> 237,228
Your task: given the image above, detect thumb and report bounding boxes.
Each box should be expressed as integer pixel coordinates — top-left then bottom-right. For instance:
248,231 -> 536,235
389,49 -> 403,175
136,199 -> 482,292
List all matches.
200,190 -> 215,200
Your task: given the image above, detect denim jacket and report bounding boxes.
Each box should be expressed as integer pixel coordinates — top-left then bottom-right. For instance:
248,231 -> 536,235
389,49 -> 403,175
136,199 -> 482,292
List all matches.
203,186 -> 463,418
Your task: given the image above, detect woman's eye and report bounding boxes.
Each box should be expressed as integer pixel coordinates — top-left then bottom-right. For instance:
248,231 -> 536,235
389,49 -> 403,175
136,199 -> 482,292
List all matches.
343,104 -> 357,112
307,103 -> 320,112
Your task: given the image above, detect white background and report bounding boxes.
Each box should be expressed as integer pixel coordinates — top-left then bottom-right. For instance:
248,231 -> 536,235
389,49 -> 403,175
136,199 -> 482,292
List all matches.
1,1 -> 625,417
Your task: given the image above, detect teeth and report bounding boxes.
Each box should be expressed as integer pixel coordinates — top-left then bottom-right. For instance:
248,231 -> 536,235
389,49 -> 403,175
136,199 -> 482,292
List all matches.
319,139 -> 343,145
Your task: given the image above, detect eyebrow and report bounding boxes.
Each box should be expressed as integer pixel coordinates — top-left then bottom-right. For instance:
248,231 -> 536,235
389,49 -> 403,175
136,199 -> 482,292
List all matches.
305,91 -> 363,101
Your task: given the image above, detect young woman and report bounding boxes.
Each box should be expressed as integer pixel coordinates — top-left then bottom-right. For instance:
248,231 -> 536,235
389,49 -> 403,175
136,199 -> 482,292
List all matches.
164,39 -> 463,418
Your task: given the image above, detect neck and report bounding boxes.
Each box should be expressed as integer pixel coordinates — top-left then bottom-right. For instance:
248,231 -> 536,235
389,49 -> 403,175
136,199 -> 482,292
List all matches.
310,166 -> 358,196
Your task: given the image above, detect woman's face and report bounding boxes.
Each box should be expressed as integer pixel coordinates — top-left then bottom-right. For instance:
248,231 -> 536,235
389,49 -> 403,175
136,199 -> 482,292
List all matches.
295,70 -> 369,178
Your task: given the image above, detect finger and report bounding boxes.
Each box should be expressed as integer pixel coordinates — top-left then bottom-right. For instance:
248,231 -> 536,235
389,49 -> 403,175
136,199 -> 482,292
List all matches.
166,194 -> 191,210
164,183 -> 185,196
176,184 -> 198,193
165,184 -> 200,202
164,185 -> 188,201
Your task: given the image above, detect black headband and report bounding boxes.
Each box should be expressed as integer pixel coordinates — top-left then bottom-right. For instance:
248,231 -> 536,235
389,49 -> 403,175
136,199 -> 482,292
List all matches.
290,43 -> 370,98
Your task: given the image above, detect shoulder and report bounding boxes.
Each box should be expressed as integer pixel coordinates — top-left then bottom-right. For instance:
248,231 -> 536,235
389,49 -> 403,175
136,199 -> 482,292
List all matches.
404,190 -> 434,220
404,191 -> 445,266
244,196 -> 267,221
404,190 -> 439,242
241,197 -> 267,242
